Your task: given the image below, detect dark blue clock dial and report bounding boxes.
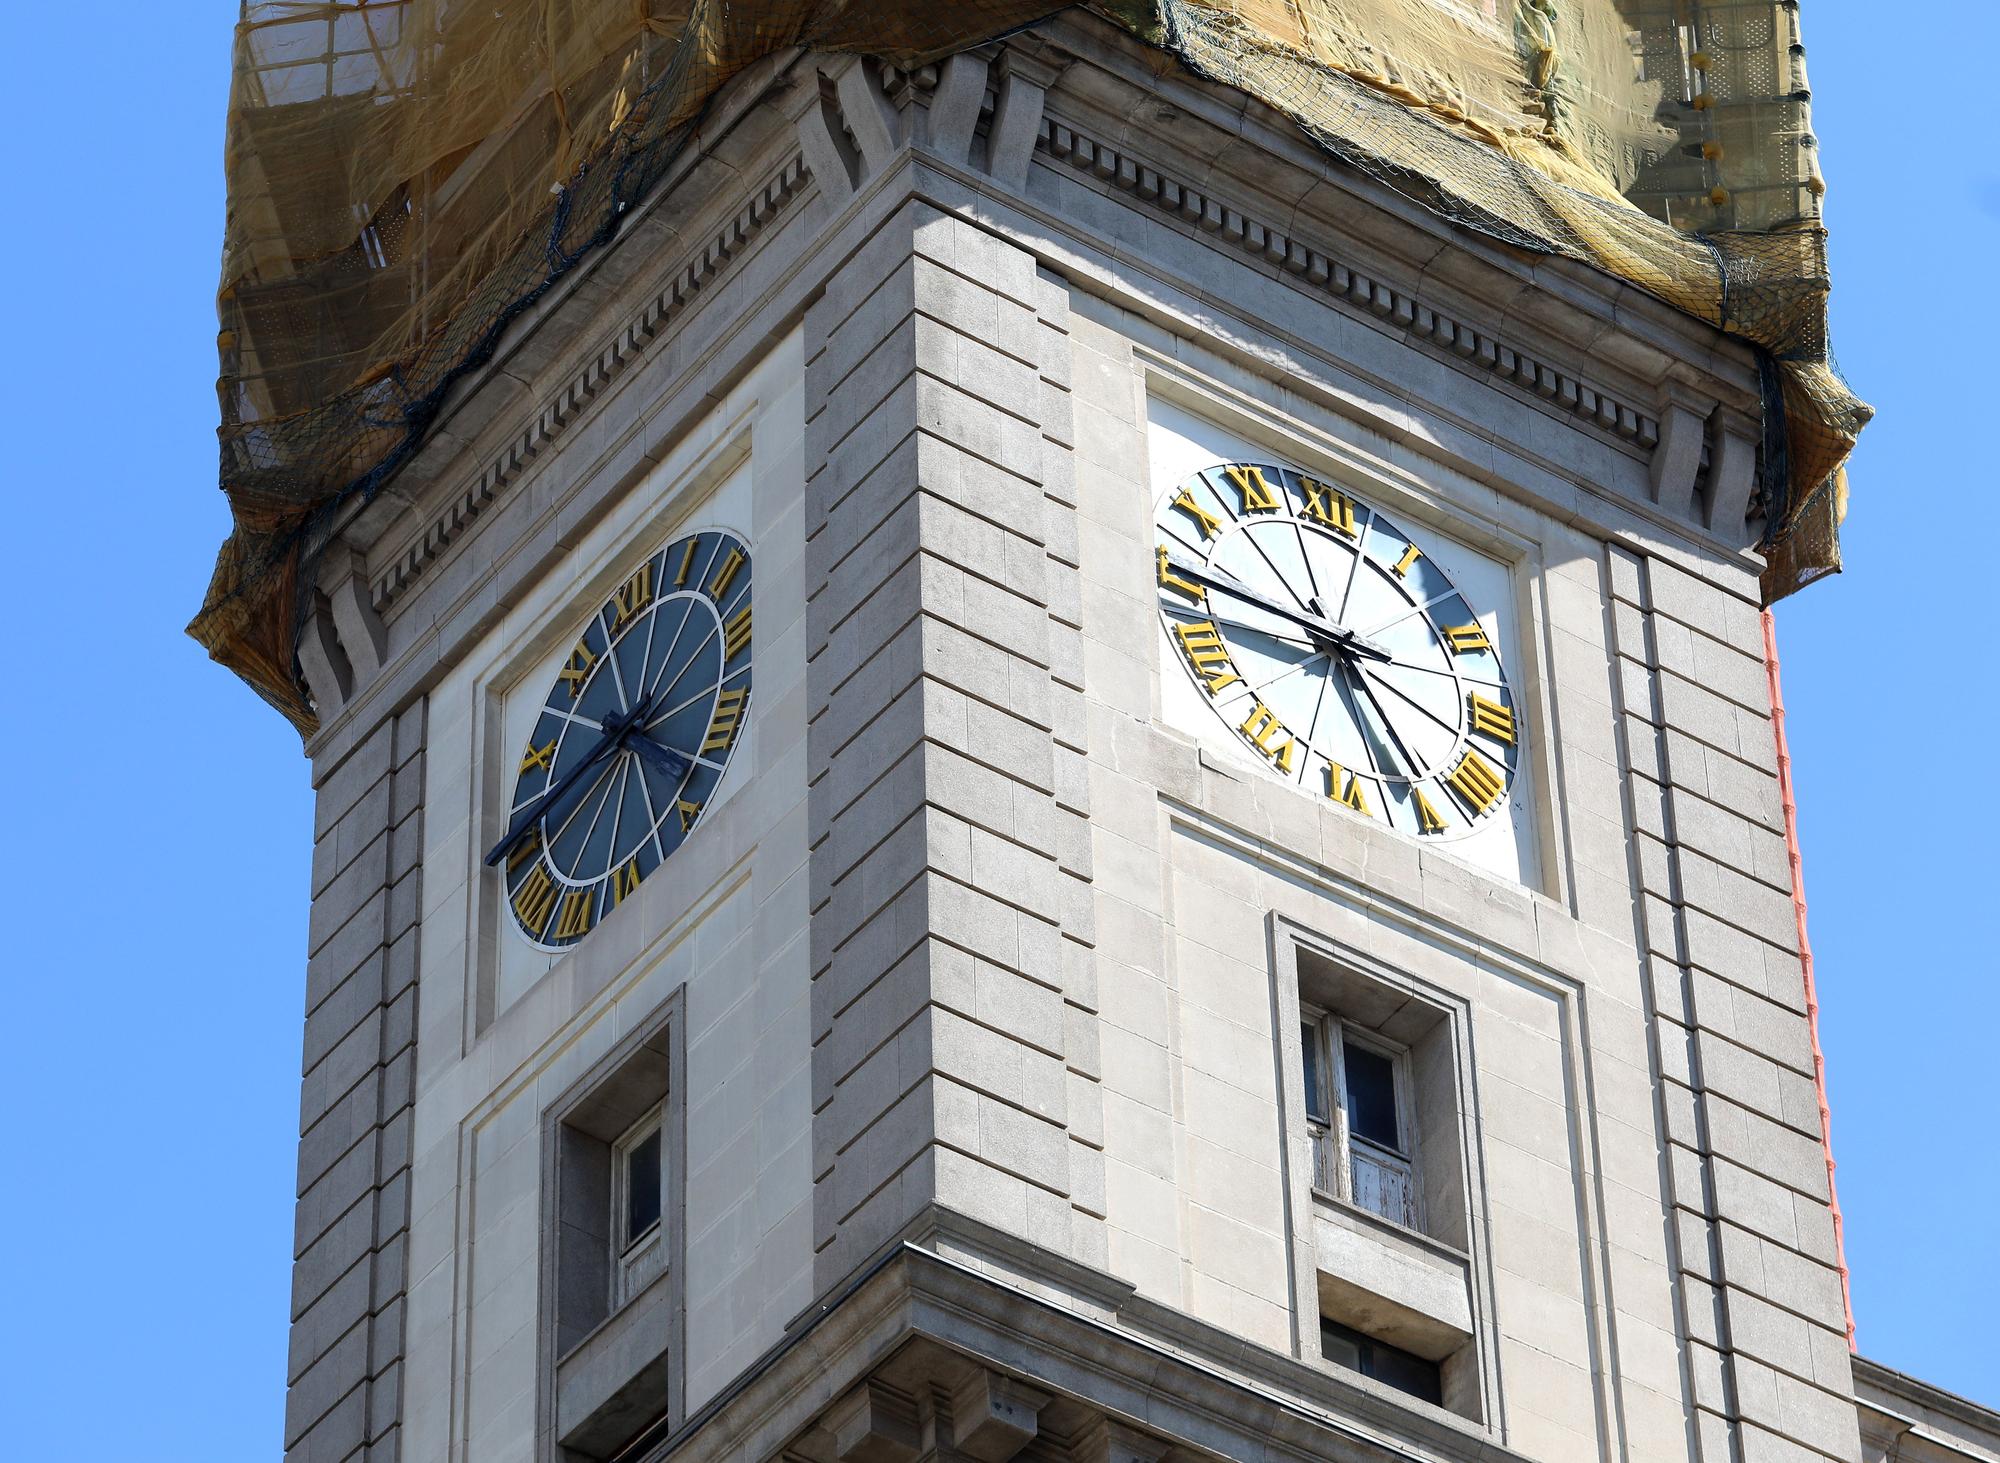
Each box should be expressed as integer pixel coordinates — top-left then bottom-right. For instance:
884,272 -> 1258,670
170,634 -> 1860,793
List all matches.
500,528 -> 753,950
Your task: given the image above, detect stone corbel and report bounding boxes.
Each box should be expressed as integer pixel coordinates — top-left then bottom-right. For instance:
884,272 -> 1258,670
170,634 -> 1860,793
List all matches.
1649,383 -> 1713,524
833,58 -> 899,177
1704,412 -> 1761,547
322,546 -> 387,684
793,71 -> 860,209
828,1380 -> 922,1463
988,48 -> 1061,190
794,56 -> 900,213
949,1369 -> 1049,1462
925,50 -> 992,167
297,595 -> 351,718
1072,1416 -> 1175,1463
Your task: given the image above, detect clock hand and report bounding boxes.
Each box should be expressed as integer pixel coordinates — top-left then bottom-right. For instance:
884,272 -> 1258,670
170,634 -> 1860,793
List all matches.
1205,613 -> 1318,651
1355,657 -> 1464,741
1341,650 -> 1427,779
628,733 -> 692,782
1165,556 -> 1393,661
485,692 -> 660,866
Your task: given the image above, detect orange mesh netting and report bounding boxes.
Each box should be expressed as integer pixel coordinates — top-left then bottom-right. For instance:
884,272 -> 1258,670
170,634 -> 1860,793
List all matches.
197,0 -> 1865,733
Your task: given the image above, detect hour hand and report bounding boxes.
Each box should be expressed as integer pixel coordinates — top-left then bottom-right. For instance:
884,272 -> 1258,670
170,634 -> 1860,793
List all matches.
485,691 -> 668,867
1168,556 -> 1308,627
486,764 -> 596,867
629,734 -> 691,782
1166,555 -> 1392,661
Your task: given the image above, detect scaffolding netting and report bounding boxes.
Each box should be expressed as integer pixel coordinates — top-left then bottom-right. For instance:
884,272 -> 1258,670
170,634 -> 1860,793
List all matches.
197,0 -> 1866,734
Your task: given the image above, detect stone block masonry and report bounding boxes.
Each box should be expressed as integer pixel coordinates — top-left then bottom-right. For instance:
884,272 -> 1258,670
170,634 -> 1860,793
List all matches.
1611,546 -> 1861,1463
289,701 -> 426,1463
804,197 -> 1104,1288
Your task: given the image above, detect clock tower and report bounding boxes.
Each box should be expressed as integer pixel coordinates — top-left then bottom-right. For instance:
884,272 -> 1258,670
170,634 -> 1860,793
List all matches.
201,7 -> 1997,1463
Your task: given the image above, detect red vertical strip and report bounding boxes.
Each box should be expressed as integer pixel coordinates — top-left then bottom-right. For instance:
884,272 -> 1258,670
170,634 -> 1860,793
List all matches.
1760,607 -> 1856,1350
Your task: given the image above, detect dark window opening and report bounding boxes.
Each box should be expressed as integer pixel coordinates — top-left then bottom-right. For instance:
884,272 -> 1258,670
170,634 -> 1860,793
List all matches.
1320,1317 -> 1443,1406
1302,1022 -> 1330,1125
623,1126 -> 662,1246
1342,1040 -> 1401,1151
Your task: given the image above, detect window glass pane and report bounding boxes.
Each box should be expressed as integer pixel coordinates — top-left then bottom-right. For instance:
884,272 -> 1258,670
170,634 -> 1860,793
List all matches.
1319,1318 -> 1363,1368
1368,1341 -> 1444,1405
1342,1040 -> 1400,1149
1302,1024 -> 1329,1125
624,1128 -> 662,1244
1321,1318 -> 1443,1406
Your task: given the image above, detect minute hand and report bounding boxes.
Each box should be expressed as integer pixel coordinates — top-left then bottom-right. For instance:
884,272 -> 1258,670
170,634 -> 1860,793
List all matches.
485,730 -> 619,867
1168,558 -> 1391,662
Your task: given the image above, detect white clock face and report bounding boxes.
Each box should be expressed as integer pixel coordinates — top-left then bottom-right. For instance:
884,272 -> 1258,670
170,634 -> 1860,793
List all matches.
1153,454 -> 1522,844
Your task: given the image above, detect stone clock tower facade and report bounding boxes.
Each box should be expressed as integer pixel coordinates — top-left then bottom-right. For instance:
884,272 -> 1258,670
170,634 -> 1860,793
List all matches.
266,16 -> 1996,1463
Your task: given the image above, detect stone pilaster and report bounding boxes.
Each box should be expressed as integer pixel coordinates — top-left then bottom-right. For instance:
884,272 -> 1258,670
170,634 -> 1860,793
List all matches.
287,701 -> 425,1463
1610,549 -> 1860,1463
804,195 -> 1094,1286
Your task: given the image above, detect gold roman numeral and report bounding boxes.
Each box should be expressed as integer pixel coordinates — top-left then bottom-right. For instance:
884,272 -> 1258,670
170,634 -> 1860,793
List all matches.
506,830 -> 542,873
677,799 -> 702,833
1441,623 -> 1491,655
1170,621 -> 1242,696
608,562 -> 653,630
710,547 -> 745,599
612,859 -> 643,905
701,687 -> 748,754
723,605 -> 752,661
1238,700 -> 1298,774
1300,476 -> 1357,537
1156,546 -> 1206,604
556,639 -> 597,698
511,862 -> 557,932
675,540 -> 698,587
1467,692 -> 1515,745
1444,748 -> 1506,814
1222,464 -> 1280,513
1414,788 -> 1449,834
554,889 -> 595,940
1324,761 -> 1372,816
519,739 -> 556,775
1171,487 -> 1223,539
1391,544 -> 1423,579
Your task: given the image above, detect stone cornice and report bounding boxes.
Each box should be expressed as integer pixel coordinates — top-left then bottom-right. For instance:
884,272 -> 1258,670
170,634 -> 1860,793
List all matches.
368,155 -> 809,616
637,1233 -> 1535,1463
1036,117 -> 1662,457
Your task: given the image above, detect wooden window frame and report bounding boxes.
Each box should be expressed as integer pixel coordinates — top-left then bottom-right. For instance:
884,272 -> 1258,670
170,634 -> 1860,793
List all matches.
610,1103 -> 668,1309
1301,1004 -> 1421,1232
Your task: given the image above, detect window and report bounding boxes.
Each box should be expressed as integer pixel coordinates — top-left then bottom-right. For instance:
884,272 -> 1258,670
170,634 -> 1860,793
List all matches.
1320,1318 -> 1444,1406
1302,1010 -> 1418,1229
540,1007 -> 682,1462
1276,925 -> 1491,1424
612,1107 -> 668,1307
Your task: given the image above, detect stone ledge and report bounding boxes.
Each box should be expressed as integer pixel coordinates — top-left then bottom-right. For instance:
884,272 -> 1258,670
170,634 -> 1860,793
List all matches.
643,1225 -> 1534,1463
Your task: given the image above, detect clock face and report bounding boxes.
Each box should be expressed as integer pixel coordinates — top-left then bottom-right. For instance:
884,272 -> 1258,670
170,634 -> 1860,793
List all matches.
1153,459 -> 1520,842
496,528 -> 752,951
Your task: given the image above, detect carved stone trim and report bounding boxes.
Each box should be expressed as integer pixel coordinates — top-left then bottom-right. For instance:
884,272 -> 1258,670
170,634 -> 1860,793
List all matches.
370,155 -> 810,614
1035,119 -> 1661,455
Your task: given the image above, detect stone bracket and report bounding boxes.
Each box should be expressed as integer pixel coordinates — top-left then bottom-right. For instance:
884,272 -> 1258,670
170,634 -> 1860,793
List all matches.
950,1369 -> 1050,1461
829,1380 -> 922,1463
1073,1416 -> 1175,1463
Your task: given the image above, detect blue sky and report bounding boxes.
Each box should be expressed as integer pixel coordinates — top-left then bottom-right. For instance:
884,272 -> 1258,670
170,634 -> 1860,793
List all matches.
0,5 -> 1990,1458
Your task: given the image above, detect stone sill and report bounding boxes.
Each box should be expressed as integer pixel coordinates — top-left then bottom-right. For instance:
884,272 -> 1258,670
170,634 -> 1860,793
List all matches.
556,1267 -> 675,1457
1312,1191 -> 1474,1360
